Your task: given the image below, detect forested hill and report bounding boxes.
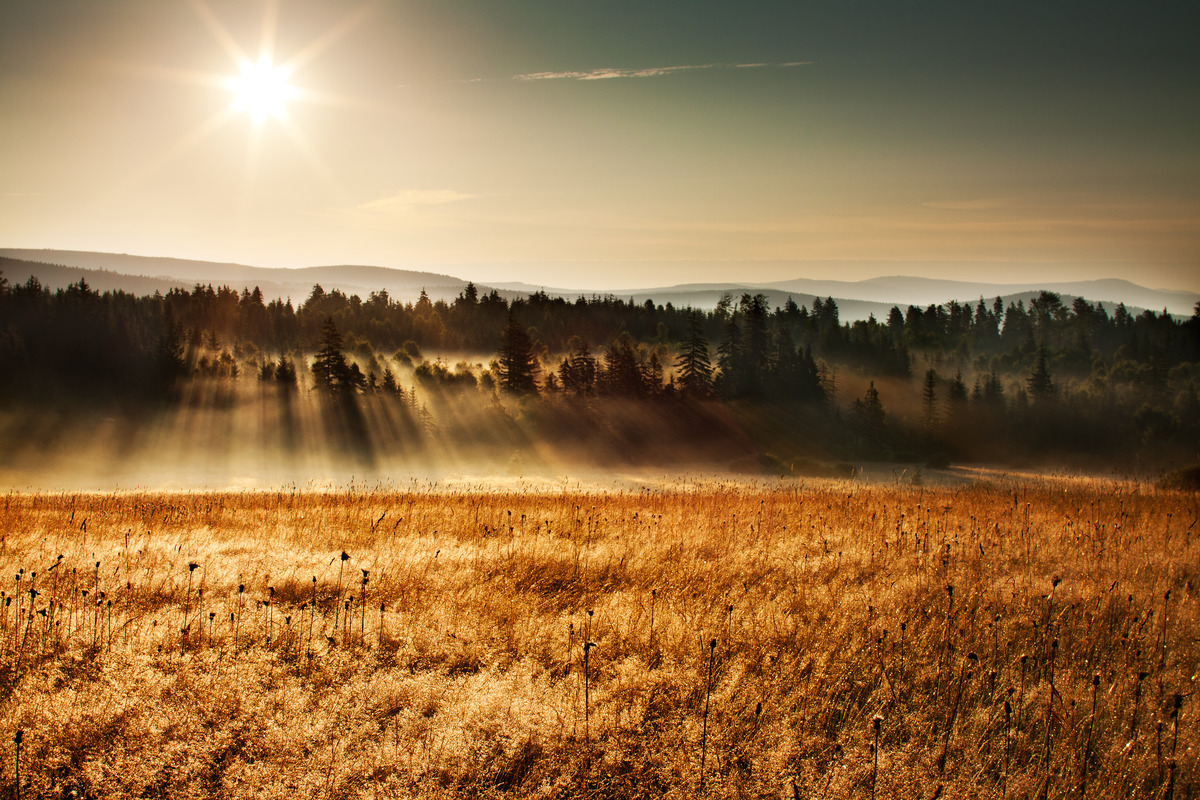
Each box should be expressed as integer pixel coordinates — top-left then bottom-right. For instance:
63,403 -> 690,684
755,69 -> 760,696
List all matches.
1,266 -> 1198,472
0,252 -> 472,306
3,249 -> 1197,317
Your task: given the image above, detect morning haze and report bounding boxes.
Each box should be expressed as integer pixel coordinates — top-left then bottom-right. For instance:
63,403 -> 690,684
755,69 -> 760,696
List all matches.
2,5 -> 1199,798
1,1 -> 1196,288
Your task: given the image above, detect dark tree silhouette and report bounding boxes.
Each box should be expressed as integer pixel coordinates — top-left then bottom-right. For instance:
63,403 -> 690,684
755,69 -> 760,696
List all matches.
311,318 -> 363,393
560,337 -> 597,397
676,311 -> 714,398
496,314 -> 539,394
1027,345 -> 1055,400
921,368 -> 938,432
853,381 -> 887,443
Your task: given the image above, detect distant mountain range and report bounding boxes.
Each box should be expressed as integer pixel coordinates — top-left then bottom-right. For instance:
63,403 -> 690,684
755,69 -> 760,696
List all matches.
3,248 -> 1197,321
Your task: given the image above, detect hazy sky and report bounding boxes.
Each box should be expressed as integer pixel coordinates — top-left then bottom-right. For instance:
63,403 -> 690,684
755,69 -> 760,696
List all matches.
1,0 -> 1197,290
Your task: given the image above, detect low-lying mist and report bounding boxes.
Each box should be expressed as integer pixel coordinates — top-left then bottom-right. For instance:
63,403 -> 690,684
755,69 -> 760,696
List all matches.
0,368 -> 764,491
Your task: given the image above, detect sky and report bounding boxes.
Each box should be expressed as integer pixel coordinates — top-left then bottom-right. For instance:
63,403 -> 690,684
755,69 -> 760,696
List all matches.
1,0 -> 1197,291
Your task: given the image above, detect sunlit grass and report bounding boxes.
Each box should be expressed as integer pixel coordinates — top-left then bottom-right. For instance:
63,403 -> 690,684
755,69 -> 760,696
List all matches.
0,479 -> 1196,798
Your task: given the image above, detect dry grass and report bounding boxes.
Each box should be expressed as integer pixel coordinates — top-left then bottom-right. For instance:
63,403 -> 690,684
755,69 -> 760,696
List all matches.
0,478 -> 1196,799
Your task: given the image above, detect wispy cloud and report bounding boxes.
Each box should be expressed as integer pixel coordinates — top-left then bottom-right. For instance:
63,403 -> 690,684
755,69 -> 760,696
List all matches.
514,61 -> 810,82
323,190 -> 480,230
922,197 -> 1020,211
356,190 -> 478,212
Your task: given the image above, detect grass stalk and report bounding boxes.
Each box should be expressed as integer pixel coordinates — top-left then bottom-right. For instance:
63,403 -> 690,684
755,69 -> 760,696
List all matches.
699,637 -> 716,795
872,715 -> 882,800
14,729 -> 22,800
583,640 -> 594,772
1080,673 -> 1099,797
334,551 -> 348,640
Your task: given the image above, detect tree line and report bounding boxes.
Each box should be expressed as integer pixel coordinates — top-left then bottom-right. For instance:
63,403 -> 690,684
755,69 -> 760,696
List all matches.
1,269 -> 1197,466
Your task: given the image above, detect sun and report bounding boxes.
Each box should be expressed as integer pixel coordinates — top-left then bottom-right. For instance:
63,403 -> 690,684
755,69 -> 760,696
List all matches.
226,57 -> 297,121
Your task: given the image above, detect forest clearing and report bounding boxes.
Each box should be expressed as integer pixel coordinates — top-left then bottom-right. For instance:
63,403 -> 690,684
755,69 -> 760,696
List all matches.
0,477 -> 1197,799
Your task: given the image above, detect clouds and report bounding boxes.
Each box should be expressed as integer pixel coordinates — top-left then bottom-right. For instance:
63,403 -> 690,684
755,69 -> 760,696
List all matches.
514,61 -> 809,81
355,190 -> 478,212
323,190 -> 481,232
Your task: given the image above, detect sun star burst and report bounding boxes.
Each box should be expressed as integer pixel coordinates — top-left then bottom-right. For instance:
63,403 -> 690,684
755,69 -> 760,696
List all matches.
227,57 -> 297,121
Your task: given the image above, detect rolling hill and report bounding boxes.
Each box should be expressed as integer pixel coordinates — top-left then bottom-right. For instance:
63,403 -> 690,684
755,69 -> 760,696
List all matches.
2,249 -> 1196,320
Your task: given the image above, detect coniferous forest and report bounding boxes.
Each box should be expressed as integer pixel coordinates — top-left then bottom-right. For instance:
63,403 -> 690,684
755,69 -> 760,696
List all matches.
1,268 -> 1198,479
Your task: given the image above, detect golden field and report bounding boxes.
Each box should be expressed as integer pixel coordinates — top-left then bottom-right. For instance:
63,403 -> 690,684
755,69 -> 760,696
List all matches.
0,477 -> 1196,799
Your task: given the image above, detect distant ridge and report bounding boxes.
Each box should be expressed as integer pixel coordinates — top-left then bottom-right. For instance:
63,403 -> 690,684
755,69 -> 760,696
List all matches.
0,249 -> 471,305
2,249 -> 1196,319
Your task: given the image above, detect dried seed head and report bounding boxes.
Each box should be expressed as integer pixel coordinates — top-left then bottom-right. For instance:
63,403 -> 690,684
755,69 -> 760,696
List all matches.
341,551 -> 350,562
188,562 -> 198,572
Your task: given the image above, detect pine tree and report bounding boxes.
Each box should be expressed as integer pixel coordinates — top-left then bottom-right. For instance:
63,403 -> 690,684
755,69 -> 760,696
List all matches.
853,381 -> 887,439
716,315 -> 744,398
496,314 -> 539,394
922,368 -> 939,432
675,311 -> 714,398
1027,344 -> 1055,400
561,338 -> 597,397
275,357 -> 298,388
154,309 -> 188,395
312,318 -> 359,393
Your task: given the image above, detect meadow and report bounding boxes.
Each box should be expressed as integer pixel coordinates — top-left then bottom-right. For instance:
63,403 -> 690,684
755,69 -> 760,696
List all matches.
0,476 -> 1196,799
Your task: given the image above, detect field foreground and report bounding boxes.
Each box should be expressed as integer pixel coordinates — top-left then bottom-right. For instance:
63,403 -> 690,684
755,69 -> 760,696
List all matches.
1,480 -> 1197,799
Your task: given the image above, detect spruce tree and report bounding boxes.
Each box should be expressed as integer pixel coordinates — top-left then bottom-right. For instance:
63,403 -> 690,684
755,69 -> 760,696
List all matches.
496,314 -> 539,394
1027,344 -> 1055,400
675,311 -> 714,398
312,318 -> 359,393
922,368 -> 939,432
